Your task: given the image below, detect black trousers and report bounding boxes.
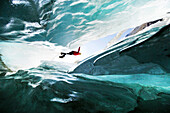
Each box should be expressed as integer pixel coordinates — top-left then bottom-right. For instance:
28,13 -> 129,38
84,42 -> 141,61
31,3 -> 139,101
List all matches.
59,51 -> 74,58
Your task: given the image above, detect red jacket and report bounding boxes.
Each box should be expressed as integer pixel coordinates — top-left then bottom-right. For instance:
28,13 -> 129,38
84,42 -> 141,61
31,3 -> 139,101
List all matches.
73,47 -> 81,55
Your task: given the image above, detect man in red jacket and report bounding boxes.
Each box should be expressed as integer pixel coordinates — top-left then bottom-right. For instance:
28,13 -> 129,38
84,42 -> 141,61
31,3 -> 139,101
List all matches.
59,47 -> 81,58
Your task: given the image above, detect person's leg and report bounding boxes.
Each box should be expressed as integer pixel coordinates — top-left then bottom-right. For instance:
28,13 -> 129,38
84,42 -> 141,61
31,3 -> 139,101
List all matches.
61,52 -> 66,55
67,51 -> 74,55
59,53 -> 66,58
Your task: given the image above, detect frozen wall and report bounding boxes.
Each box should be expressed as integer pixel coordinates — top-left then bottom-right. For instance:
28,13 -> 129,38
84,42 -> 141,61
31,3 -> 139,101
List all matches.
72,24 -> 170,75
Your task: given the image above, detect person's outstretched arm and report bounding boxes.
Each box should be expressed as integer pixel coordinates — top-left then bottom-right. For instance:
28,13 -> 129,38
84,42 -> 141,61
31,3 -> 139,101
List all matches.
78,47 -> 80,53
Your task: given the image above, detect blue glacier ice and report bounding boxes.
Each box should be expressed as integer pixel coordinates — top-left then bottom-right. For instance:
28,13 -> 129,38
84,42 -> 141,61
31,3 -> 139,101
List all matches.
0,0 -> 170,113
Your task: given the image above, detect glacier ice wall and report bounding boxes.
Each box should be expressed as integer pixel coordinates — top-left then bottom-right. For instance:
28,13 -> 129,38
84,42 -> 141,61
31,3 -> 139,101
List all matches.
72,24 -> 170,75
0,1 -> 170,113
0,0 -> 170,74
0,0 -> 170,46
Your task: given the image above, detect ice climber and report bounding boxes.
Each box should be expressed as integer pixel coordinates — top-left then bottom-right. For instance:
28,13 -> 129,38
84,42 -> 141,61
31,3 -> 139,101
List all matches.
59,47 -> 81,58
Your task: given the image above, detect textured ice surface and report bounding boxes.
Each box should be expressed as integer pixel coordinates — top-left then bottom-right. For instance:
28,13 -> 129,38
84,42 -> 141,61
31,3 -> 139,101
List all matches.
72,24 -> 170,75
0,0 -> 170,113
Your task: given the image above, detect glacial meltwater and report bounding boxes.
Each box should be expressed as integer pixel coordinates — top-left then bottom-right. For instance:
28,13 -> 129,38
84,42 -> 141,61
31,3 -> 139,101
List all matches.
0,0 -> 170,113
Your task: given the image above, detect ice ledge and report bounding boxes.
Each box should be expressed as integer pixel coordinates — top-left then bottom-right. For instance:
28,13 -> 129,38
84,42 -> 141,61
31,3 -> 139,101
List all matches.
71,24 -> 170,75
